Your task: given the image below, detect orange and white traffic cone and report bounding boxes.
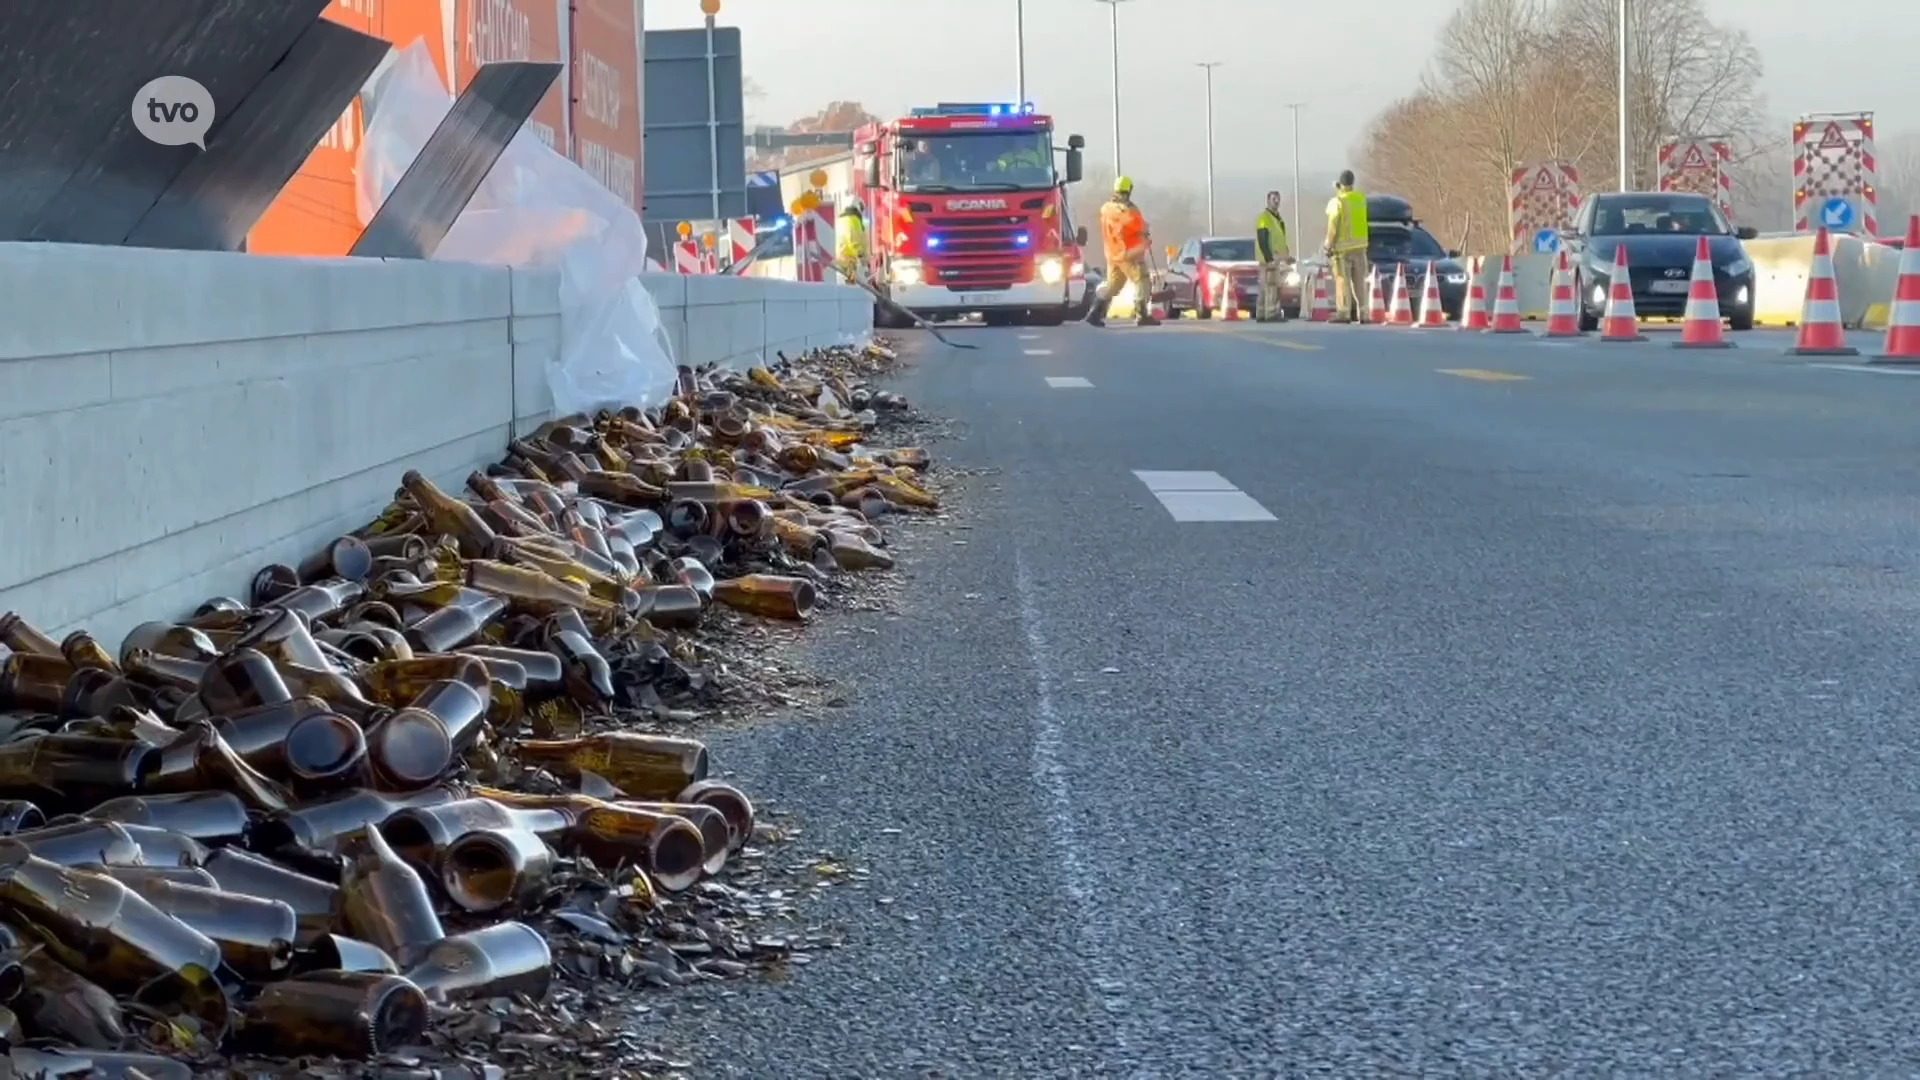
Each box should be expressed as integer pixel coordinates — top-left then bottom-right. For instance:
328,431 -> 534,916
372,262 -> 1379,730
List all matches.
1542,251 -> 1582,336
1367,267 -> 1388,324
1459,257 -> 1490,330
1673,235 -> 1732,349
1874,215 -> 1920,361
1414,261 -> 1447,327
1486,255 -> 1525,333
1387,264 -> 1414,325
1598,244 -> 1646,342
1791,227 -> 1857,356
1308,267 -> 1332,321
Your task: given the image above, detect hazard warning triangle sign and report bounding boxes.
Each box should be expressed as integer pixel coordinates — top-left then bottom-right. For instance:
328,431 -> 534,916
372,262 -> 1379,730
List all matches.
1817,122 -> 1849,151
1531,166 -> 1557,191
1678,145 -> 1709,170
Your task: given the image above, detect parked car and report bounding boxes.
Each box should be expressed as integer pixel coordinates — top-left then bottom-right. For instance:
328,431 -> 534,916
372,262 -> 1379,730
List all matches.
1360,195 -> 1471,319
1563,191 -> 1759,330
1161,237 -> 1291,317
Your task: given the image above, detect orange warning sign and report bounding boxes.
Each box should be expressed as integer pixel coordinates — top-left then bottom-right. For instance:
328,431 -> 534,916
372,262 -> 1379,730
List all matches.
1678,145 -> 1709,170
1817,122 -> 1849,151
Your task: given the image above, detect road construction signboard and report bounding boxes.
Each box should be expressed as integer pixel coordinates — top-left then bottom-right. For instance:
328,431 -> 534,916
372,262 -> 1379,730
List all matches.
1657,137 -> 1734,220
1792,113 -> 1877,237
1508,162 -> 1580,255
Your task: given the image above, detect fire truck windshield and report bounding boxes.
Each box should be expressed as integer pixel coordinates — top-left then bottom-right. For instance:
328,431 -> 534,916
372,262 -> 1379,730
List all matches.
898,131 -> 1055,192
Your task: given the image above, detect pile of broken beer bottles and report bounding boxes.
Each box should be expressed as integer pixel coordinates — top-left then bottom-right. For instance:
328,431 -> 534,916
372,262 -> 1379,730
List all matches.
0,351 -> 934,1075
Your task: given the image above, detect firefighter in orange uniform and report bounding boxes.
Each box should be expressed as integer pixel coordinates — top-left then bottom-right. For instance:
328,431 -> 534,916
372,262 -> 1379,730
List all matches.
1086,175 -> 1160,327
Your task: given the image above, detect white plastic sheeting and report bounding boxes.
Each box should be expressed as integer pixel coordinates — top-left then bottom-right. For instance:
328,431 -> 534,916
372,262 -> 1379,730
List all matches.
355,42 -> 678,414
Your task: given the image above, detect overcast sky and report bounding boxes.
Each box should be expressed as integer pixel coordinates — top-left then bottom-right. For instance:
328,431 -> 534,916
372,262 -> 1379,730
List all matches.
649,0 -> 1917,185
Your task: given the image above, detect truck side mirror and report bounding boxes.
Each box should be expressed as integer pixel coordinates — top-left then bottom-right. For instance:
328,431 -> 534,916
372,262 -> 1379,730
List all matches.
863,158 -> 880,187
1736,225 -> 1758,240
1067,133 -> 1086,150
1075,226 -> 1088,246
1064,148 -> 1083,183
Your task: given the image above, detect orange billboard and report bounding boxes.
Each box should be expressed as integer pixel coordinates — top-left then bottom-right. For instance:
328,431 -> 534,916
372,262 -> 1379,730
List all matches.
569,0 -> 640,212
455,0 -> 566,151
248,0 -> 452,257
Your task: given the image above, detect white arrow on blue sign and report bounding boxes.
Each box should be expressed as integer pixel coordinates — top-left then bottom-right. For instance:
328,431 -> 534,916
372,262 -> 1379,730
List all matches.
1533,229 -> 1561,253
1820,197 -> 1854,229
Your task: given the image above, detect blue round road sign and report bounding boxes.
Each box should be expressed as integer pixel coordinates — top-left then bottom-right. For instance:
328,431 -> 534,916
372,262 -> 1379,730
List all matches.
1533,228 -> 1561,253
1820,197 -> 1854,229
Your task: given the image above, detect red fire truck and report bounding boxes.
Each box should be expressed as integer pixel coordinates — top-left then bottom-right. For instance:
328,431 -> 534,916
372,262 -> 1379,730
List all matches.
852,103 -> 1086,327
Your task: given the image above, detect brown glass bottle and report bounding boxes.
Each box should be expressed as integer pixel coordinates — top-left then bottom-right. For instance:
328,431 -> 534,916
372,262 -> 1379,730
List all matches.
276,661 -> 383,726
380,798 -> 569,868
826,530 -> 896,570
500,541 -> 625,601
14,951 -> 124,1049
127,878 -> 298,979
90,864 -> 219,889
148,723 -> 293,814
466,560 -> 616,619
197,647 -> 294,716
337,826 -> 444,967
121,648 -> 210,696
62,669 -> 165,719
85,792 -> 250,844
677,779 -> 756,854
203,848 -> 340,946
298,535 -> 376,584
439,827 -> 554,914
400,469 -> 501,559
251,785 -> 462,855
548,630 -> 614,707
57,631 -> 119,674
456,646 -> 562,685
362,654 -> 490,702
118,622 -> 221,668
631,585 -> 703,630
566,803 -> 706,891
296,933 -> 398,975
236,969 -> 429,1060
364,707 -> 454,791
215,697 -> 368,795
514,732 -> 708,799
0,736 -> 157,806
266,578 -> 367,625
230,608 -> 335,674
18,1050 -> 192,1080
2,820 -> 144,867
404,593 -> 507,654
394,678 -> 489,753
403,920 -> 552,1003
120,826 -> 211,869
0,801 -> 43,836
605,508 -> 662,548
0,855 -> 228,1025
621,801 -> 729,875
0,614 -> 61,658
0,653 -> 76,714
712,574 -> 818,621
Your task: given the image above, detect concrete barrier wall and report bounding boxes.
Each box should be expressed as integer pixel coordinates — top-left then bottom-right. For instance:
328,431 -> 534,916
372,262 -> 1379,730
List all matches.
0,244 -> 870,650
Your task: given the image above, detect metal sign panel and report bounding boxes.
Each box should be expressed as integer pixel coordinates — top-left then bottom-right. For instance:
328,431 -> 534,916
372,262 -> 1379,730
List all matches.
641,26 -> 746,224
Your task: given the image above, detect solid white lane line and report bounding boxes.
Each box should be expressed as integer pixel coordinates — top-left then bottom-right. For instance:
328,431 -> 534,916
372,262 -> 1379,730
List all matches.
1024,348 -> 1055,355
1132,470 -> 1235,492
1811,363 -> 1920,375
1045,376 -> 1093,388
1018,333 -> 1041,340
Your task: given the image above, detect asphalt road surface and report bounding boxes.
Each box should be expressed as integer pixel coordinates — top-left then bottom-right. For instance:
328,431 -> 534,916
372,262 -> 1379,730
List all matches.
655,317 -> 1920,1077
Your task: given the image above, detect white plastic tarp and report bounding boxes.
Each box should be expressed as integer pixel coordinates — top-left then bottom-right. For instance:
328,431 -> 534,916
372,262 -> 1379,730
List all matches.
354,42 -> 677,415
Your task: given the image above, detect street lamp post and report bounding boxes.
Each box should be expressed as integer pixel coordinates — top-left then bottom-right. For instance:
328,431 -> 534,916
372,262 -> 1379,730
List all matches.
1091,0 -> 1131,174
1015,0 -> 1027,102
1285,103 -> 1305,248
1197,62 -> 1222,233
1616,0 -> 1629,189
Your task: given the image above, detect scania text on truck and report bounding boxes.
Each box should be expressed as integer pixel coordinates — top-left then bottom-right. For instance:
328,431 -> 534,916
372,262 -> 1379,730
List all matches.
853,103 -> 1086,327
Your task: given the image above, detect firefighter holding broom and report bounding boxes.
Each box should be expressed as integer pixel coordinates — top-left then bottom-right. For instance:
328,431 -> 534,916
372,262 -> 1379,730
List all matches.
1085,176 -> 1160,327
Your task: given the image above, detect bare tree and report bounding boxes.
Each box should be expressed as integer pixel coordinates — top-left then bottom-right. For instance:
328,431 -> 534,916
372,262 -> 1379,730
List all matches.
1878,132 -> 1920,233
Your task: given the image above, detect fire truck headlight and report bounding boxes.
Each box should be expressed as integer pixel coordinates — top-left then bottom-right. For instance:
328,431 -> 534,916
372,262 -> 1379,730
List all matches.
892,259 -> 923,286
1070,260 -> 1085,277
1037,257 -> 1065,284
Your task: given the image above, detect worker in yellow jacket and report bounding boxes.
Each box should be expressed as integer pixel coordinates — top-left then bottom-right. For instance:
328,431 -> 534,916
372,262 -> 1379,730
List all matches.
1255,191 -> 1290,321
1087,175 -> 1159,327
836,199 -> 869,284
1323,170 -> 1370,323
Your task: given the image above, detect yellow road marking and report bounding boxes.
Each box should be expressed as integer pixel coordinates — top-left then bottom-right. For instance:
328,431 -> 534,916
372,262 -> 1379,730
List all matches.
1438,368 -> 1531,382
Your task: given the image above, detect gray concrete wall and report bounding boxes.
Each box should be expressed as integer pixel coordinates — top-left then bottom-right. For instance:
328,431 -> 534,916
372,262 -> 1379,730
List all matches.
0,244 -> 870,649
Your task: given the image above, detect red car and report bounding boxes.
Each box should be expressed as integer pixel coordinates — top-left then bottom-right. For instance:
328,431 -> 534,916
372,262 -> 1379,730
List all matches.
1161,237 -> 1296,318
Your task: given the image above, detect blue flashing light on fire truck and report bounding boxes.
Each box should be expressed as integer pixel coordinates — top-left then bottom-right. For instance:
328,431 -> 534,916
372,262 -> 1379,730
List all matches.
852,103 -> 1087,327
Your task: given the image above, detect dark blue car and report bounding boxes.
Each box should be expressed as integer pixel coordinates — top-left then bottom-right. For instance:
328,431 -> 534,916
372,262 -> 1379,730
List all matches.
1564,192 -> 1760,331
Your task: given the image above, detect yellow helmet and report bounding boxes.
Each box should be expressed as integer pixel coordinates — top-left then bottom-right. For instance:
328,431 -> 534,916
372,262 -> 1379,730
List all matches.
1113,175 -> 1133,194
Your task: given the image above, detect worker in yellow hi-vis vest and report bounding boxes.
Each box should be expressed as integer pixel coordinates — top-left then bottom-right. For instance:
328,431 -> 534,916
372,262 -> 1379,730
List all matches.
836,199 -> 869,284
1255,191 -> 1291,322
1322,170 -> 1370,323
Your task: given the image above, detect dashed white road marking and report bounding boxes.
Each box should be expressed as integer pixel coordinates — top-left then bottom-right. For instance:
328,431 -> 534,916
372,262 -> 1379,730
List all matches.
1131,469 -> 1275,521
1811,362 -> 1920,376
1045,376 -> 1093,388
1024,348 -> 1055,355
1018,333 -> 1042,340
